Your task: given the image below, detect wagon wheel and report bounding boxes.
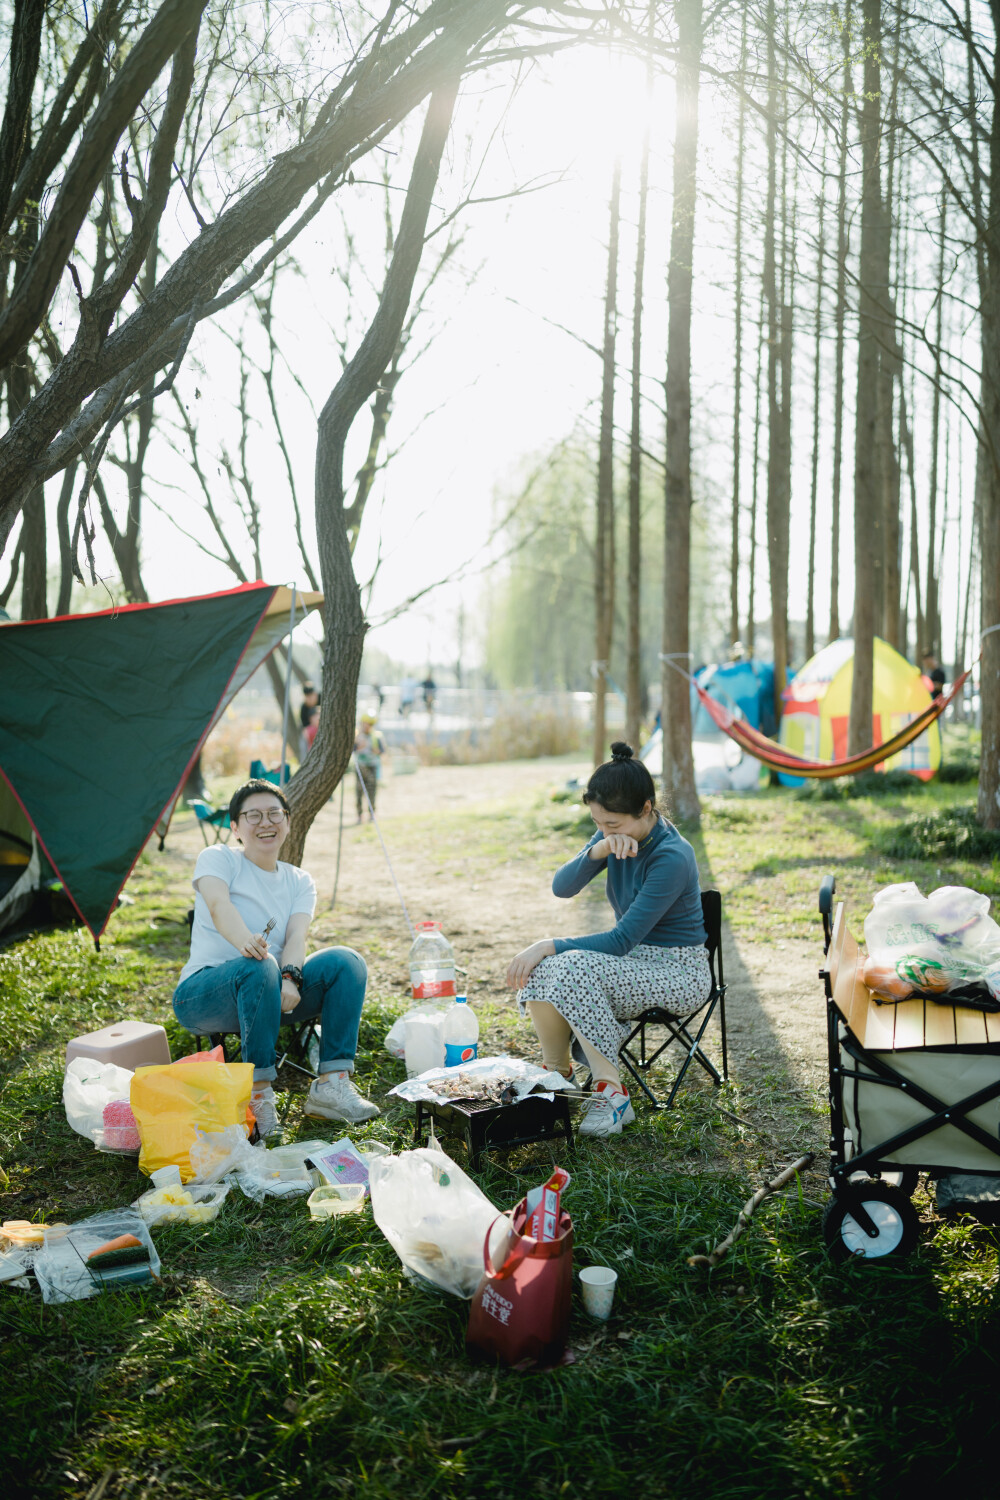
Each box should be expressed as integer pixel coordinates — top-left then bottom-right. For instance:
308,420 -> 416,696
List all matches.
823,1183 -> 920,1264
849,1167 -> 920,1198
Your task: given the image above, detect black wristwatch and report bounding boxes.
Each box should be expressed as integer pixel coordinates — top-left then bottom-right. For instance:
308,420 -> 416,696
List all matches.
280,965 -> 303,990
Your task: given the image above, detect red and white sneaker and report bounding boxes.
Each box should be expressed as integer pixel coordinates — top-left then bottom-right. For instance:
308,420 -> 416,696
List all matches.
578,1081 -> 635,1136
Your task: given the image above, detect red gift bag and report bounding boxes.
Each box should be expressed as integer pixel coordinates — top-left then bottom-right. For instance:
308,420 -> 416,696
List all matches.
466,1200 -> 573,1367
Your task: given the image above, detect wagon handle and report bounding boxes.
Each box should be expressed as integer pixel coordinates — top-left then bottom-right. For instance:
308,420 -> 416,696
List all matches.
819,875 -> 836,955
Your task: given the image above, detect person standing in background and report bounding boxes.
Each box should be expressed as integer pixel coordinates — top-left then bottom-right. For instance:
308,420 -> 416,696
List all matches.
299,683 -> 320,760
354,714 -> 384,821
920,650 -> 946,703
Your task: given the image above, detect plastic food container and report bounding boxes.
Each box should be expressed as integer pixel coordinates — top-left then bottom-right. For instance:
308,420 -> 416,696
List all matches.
307,1183 -> 366,1219
136,1183 -> 229,1226
1,1220 -> 48,1249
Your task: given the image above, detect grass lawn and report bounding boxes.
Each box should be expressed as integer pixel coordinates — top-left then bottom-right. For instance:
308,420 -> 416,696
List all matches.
2,764 -> 1000,1499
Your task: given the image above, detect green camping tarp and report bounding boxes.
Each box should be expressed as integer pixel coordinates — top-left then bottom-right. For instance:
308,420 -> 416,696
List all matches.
0,582 -> 295,941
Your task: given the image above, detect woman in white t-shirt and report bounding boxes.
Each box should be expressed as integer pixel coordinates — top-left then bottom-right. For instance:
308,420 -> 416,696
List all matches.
172,779 -> 379,1138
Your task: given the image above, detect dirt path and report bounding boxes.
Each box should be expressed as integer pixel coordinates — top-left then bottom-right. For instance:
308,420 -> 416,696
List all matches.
164,757 -> 829,1101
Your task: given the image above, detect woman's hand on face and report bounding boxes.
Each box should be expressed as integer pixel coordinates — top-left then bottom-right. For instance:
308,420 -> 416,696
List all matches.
241,931 -> 270,961
280,978 -> 301,1013
595,833 -> 639,860
505,940 -> 555,991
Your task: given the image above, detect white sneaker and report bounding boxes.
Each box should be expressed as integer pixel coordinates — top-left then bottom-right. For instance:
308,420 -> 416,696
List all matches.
304,1073 -> 380,1123
578,1082 -> 635,1137
250,1086 -> 281,1140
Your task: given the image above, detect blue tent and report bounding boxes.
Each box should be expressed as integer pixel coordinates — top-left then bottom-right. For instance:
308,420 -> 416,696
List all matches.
642,657 -> 775,791
691,660 -> 776,737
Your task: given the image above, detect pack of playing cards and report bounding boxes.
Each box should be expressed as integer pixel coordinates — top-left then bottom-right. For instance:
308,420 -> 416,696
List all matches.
305,1138 -> 371,1192
524,1167 -> 571,1242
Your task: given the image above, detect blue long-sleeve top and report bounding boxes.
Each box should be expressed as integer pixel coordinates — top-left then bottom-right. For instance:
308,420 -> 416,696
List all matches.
551,816 -> 705,956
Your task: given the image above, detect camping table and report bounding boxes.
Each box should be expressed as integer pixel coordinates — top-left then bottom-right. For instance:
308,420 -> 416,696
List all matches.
412,1092 -> 575,1169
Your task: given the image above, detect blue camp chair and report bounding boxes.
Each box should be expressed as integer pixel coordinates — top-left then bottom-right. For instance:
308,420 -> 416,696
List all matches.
189,798 -> 231,846
249,758 -> 292,787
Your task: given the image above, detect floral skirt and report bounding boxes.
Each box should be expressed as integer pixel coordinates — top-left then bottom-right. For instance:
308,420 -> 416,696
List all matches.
518,944 -> 713,1065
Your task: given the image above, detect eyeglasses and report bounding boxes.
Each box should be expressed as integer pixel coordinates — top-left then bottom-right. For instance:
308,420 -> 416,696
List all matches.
240,808 -> 288,825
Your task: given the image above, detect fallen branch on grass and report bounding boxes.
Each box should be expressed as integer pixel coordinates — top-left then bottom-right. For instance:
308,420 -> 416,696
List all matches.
687,1154 -> 815,1271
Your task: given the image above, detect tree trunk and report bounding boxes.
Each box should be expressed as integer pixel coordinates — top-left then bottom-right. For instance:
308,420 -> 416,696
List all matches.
764,0 -> 791,713
747,279 -> 765,653
594,156 -> 621,767
974,4 -> 1000,825
661,0 -> 702,828
626,21 -> 654,753
7,186 -> 45,620
55,461 -> 77,616
283,80 -> 461,863
925,191 -> 948,659
830,0 -> 852,644
806,154 -> 826,664
730,3 -> 748,650
878,14 -> 901,649
899,384 -> 924,659
848,0 -> 883,756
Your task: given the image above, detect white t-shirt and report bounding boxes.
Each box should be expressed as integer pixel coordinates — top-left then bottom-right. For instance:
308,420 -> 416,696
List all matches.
178,845 -> 317,984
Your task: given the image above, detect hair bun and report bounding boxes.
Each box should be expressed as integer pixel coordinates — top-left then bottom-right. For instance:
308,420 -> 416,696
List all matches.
610,741 -> 633,762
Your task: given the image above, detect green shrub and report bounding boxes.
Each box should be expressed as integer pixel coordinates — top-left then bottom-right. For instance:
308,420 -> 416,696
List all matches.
795,768 -> 925,801
877,804 -> 1000,860
937,758 -> 980,783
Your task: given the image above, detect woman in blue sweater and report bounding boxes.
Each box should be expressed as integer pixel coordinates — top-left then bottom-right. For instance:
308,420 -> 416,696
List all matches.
506,743 -> 710,1136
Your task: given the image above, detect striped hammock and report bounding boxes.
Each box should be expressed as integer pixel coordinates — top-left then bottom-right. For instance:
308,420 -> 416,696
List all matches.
691,665 -> 970,779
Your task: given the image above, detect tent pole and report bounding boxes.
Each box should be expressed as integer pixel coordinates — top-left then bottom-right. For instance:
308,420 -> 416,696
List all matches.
279,585 -> 297,785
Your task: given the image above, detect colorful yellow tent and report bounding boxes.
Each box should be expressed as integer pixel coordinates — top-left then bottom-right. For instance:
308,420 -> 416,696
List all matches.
778,637 -> 941,786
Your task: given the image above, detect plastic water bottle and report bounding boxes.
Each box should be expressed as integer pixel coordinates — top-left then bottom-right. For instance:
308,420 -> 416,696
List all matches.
443,994 -> 479,1067
408,922 -> 456,1001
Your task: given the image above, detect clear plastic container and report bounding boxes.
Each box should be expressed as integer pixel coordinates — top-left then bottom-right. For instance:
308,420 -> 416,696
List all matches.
137,1183 -> 229,1226
308,1183 -> 366,1219
408,922 -> 456,1001
442,994 -> 479,1066
1,1220 -> 48,1249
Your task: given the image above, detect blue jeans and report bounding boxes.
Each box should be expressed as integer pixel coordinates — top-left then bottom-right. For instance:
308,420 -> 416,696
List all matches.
172,947 -> 368,1083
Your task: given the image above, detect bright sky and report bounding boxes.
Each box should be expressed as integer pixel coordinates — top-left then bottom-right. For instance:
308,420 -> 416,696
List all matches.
75,32 -> 977,675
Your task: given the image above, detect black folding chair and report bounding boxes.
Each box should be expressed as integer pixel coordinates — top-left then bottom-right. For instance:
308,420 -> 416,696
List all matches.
618,888 -> 729,1109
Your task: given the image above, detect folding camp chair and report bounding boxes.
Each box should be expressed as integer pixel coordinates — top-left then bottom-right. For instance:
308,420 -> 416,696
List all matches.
617,889 -> 729,1109
182,915 -> 319,1078
188,798 -> 231,845
249,759 -> 292,786
192,1022 -> 320,1079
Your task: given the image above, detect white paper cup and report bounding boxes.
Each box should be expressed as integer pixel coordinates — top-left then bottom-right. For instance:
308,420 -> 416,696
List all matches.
150,1164 -> 183,1189
579,1265 -> 618,1320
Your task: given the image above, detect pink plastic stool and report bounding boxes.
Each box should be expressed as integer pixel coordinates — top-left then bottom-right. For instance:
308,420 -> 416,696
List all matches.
65,1020 -> 171,1072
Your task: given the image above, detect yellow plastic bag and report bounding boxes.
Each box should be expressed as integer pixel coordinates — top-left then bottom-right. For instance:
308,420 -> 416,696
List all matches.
131,1062 -> 254,1181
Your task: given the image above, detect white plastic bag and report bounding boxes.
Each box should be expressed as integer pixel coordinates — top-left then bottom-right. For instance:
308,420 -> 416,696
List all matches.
384,1003 -> 449,1062
369,1145 -> 501,1298
863,883 -> 1000,998
62,1058 -> 134,1144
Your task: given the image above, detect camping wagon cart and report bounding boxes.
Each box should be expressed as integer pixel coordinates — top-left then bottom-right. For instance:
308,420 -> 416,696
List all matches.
818,875 -> 1000,1261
